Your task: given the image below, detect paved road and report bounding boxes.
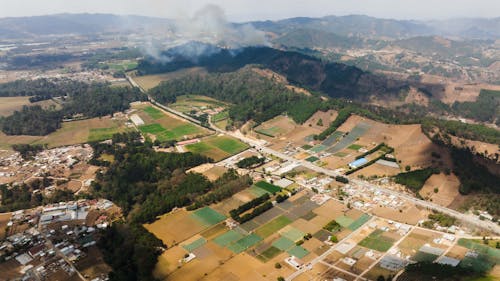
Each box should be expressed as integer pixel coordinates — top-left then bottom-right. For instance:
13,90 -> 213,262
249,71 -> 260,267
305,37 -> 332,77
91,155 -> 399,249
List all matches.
127,75 -> 500,235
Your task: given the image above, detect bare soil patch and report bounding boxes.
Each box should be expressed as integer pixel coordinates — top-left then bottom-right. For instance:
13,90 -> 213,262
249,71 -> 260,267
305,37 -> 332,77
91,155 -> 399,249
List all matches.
419,173 -> 461,207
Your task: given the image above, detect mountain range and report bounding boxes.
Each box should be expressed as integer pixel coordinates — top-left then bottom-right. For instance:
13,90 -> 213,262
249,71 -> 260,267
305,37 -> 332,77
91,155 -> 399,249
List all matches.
0,13 -> 498,40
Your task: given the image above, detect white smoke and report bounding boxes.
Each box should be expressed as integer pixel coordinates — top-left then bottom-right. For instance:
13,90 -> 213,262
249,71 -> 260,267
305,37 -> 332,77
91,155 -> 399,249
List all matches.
175,4 -> 268,47
140,4 -> 269,62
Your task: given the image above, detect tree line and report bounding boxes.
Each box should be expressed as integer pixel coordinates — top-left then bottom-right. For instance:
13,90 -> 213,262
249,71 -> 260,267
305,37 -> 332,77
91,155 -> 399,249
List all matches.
0,80 -> 145,136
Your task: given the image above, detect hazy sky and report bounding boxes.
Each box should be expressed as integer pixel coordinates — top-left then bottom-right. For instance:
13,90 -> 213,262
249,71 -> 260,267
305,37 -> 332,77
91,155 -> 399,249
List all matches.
0,0 -> 498,21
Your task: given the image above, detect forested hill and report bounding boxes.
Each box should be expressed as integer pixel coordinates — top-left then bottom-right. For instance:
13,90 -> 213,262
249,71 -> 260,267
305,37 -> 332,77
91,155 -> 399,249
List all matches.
137,46 -> 409,101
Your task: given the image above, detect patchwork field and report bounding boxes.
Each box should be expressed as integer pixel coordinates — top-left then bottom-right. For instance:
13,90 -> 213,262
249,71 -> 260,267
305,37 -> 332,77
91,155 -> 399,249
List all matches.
0,116 -> 130,149
133,103 -> 211,142
185,135 -> 249,162
144,185 -> 376,281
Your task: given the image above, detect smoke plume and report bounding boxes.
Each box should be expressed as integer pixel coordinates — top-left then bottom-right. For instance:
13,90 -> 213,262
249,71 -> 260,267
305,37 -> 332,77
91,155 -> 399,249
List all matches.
141,4 -> 268,62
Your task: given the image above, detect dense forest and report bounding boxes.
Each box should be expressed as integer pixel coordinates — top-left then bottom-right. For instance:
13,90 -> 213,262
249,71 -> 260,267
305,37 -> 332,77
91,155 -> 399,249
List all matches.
2,106 -> 63,135
139,45 -> 409,100
149,68 -> 326,125
0,78 -> 89,98
0,184 -> 77,213
89,132 -> 254,280
0,80 -> 144,136
452,89 -> 500,125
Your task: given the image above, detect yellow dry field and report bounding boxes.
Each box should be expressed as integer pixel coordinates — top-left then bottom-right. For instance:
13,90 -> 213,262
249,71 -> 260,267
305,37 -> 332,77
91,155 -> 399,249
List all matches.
144,209 -> 205,246
0,96 -> 60,116
203,166 -> 229,181
313,200 -> 348,219
419,173 -> 461,207
290,218 -> 323,236
371,204 -> 429,225
255,115 -> 298,137
211,196 -> 244,216
0,116 -> 128,149
201,252 -> 294,281
0,213 -> 12,238
159,241 -> 234,281
133,67 -> 207,90
303,110 -> 338,131
154,246 -> 187,279
352,162 -> 401,178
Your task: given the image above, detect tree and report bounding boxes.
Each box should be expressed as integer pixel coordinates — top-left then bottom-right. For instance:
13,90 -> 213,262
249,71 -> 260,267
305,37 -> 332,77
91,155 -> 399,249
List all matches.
275,262 -> 282,269
330,235 -> 338,243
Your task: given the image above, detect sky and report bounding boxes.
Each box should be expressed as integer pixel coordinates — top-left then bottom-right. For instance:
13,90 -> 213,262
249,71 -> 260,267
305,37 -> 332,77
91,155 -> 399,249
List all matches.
0,0 -> 498,21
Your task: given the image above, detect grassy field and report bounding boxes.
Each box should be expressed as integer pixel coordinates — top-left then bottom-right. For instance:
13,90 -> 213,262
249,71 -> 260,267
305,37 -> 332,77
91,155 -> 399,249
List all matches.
134,103 -> 210,142
358,229 -> 395,252
185,135 -> 248,161
254,181 -> 281,194
0,116 -> 129,149
0,96 -> 60,117
255,215 -> 292,238
170,95 -> 227,114
348,144 -> 363,150
212,111 -> 229,122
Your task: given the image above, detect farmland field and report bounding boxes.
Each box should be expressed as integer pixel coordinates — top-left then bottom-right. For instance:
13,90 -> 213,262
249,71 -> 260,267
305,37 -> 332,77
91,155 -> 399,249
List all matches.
0,116 -> 129,149
169,95 -> 227,114
255,215 -> 292,238
255,115 -> 297,137
358,229 -> 395,252
133,103 -> 210,141
254,181 -> 281,194
185,135 -> 248,161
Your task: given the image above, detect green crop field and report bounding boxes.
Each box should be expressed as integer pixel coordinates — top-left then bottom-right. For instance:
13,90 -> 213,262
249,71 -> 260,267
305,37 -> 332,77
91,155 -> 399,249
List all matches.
348,144 -> 363,150
335,215 -> 355,228
272,237 -> 296,251
213,230 -> 244,247
287,246 -> 309,259
190,207 -> 226,227
302,144 -> 313,150
186,135 -> 248,161
348,214 -> 371,231
258,246 -> 282,262
212,111 -> 229,122
182,237 -> 207,252
88,126 -> 128,142
255,181 -> 281,194
306,156 -> 320,162
255,216 -> 292,238
143,106 -> 164,119
206,136 -> 248,154
359,229 -> 395,252
256,127 -> 282,137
